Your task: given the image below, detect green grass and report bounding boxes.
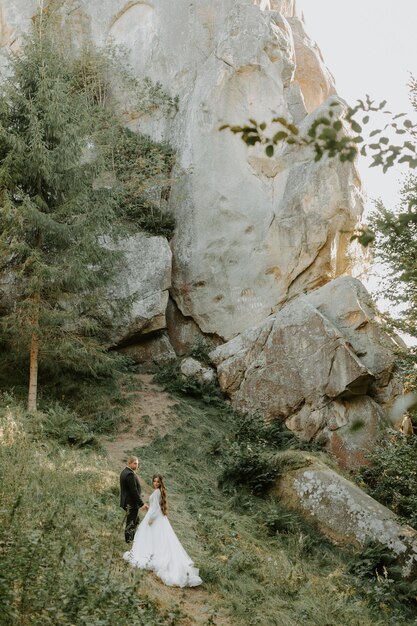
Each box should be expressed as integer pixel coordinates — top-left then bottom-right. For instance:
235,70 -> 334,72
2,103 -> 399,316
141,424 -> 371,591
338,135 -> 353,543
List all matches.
134,397 -> 412,626
1,385 -> 415,626
0,399 -> 183,626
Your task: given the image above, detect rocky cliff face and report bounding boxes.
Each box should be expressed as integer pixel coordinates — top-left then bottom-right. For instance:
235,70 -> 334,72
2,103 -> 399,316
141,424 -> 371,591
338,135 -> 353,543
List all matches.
0,0 -> 362,342
0,0 -> 402,466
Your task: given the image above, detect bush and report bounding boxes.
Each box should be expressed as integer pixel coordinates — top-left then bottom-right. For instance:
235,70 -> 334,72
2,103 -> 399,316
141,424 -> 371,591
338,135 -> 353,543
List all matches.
348,539 -> 417,615
218,412 -> 299,495
112,126 -> 176,238
357,432 -> 417,528
188,339 -> 213,366
29,402 -> 98,448
261,502 -> 302,536
219,440 -> 279,496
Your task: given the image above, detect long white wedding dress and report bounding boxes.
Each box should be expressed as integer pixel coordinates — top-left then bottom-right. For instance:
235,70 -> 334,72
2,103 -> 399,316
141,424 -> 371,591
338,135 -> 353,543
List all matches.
123,488 -> 202,587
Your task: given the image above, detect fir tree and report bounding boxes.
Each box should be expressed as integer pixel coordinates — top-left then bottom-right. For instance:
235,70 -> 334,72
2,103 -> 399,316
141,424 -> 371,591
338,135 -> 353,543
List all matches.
0,12 -> 129,411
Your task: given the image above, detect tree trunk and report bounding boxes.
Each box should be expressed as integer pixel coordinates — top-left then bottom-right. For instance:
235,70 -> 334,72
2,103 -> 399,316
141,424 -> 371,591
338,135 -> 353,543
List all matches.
28,330 -> 39,412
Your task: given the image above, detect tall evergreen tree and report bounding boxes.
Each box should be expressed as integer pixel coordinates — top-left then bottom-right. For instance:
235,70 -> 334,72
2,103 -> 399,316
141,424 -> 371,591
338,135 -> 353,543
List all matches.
0,12 -> 129,411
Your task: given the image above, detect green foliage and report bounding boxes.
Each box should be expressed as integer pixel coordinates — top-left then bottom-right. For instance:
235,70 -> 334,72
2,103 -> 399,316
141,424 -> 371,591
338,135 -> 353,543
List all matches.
221,94 -> 416,174
187,338 -> 214,366
261,501 -> 303,536
0,348 -> 133,433
0,8 -> 176,408
219,438 -> 279,496
66,44 -> 177,238
357,432 -> 417,528
112,126 -> 175,238
0,15 -> 126,392
68,44 -> 177,238
349,539 -> 398,581
358,78 -> 417,402
348,540 -> 417,615
218,411 -> 302,496
368,176 -> 417,338
28,401 -> 98,448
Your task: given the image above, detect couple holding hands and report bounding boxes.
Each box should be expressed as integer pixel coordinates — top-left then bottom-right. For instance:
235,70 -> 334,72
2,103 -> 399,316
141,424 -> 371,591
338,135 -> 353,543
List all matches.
119,456 -> 202,588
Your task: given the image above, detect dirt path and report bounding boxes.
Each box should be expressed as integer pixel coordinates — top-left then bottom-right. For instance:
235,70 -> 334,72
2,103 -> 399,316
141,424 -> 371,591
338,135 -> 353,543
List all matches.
102,373 -> 232,626
103,373 -> 177,466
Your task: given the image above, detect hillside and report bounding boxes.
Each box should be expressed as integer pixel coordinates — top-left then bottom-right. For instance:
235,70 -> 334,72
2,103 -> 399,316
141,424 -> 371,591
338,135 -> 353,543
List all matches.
1,374 -> 413,626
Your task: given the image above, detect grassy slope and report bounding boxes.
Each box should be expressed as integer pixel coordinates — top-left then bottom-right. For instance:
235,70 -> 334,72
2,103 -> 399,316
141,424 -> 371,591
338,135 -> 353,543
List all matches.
0,403 -> 182,626
0,384 -> 410,626
134,397 -> 399,626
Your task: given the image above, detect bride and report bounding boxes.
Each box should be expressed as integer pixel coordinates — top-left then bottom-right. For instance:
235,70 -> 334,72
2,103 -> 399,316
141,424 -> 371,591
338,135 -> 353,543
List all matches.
123,474 -> 202,588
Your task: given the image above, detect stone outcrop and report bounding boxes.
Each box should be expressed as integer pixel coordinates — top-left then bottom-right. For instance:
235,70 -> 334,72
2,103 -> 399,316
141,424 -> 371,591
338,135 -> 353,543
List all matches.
276,458 -> 417,578
0,0 -> 363,342
179,357 -> 216,384
166,298 -> 209,357
210,277 -> 403,467
108,234 -> 172,346
119,332 -> 176,366
164,2 -> 362,340
306,277 -> 405,406
287,16 -> 336,113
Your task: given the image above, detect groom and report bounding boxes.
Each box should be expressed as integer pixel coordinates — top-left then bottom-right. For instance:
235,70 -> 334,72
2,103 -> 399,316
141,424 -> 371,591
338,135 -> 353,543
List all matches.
120,456 -> 148,543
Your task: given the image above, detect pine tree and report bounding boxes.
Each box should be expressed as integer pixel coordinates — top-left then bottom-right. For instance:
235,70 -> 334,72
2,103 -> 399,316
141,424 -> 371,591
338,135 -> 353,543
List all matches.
0,12 -> 129,411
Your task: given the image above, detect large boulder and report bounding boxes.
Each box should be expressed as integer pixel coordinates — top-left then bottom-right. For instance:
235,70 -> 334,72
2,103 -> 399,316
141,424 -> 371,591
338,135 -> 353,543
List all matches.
166,2 -> 362,339
210,277 -> 402,468
307,276 -> 405,406
276,458 -> 417,578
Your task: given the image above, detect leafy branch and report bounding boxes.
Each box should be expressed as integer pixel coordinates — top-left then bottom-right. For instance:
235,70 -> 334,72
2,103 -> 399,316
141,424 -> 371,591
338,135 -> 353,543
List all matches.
220,96 -> 416,170
220,95 -> 417,246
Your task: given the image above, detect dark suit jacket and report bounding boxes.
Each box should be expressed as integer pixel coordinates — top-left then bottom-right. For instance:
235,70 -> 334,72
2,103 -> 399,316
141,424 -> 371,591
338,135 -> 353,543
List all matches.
119,467 -> 144,510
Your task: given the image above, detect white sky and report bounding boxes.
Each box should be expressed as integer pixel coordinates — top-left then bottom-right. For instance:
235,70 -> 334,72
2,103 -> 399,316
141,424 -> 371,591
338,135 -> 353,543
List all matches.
297,0 -> 417,325
298,0 -> 417,213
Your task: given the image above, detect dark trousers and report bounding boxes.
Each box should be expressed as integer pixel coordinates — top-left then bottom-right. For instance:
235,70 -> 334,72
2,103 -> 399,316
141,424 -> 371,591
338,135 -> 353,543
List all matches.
125,505 -> 139,543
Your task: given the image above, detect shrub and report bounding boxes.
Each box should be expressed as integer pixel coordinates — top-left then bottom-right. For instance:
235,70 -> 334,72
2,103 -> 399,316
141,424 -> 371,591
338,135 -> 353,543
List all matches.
261,502 -> 302,536
188,339 -> 213,366
218,412 -> 299,495
348,539 -> 417,615
219,440 -> 279,496
29,402 -> 98,448
357,431 -> 417,528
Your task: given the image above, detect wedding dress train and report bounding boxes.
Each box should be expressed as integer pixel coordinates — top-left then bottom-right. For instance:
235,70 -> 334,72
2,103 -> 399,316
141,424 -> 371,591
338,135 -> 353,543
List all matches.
123,488 -> 202,588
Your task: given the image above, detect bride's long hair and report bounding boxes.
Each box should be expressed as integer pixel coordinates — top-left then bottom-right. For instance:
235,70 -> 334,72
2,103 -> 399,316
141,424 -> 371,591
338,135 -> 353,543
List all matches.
153,474 -> 168,516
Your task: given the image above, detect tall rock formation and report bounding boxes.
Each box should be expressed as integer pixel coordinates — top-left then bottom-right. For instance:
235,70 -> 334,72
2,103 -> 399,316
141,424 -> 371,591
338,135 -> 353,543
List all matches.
0,0 -> 362,343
